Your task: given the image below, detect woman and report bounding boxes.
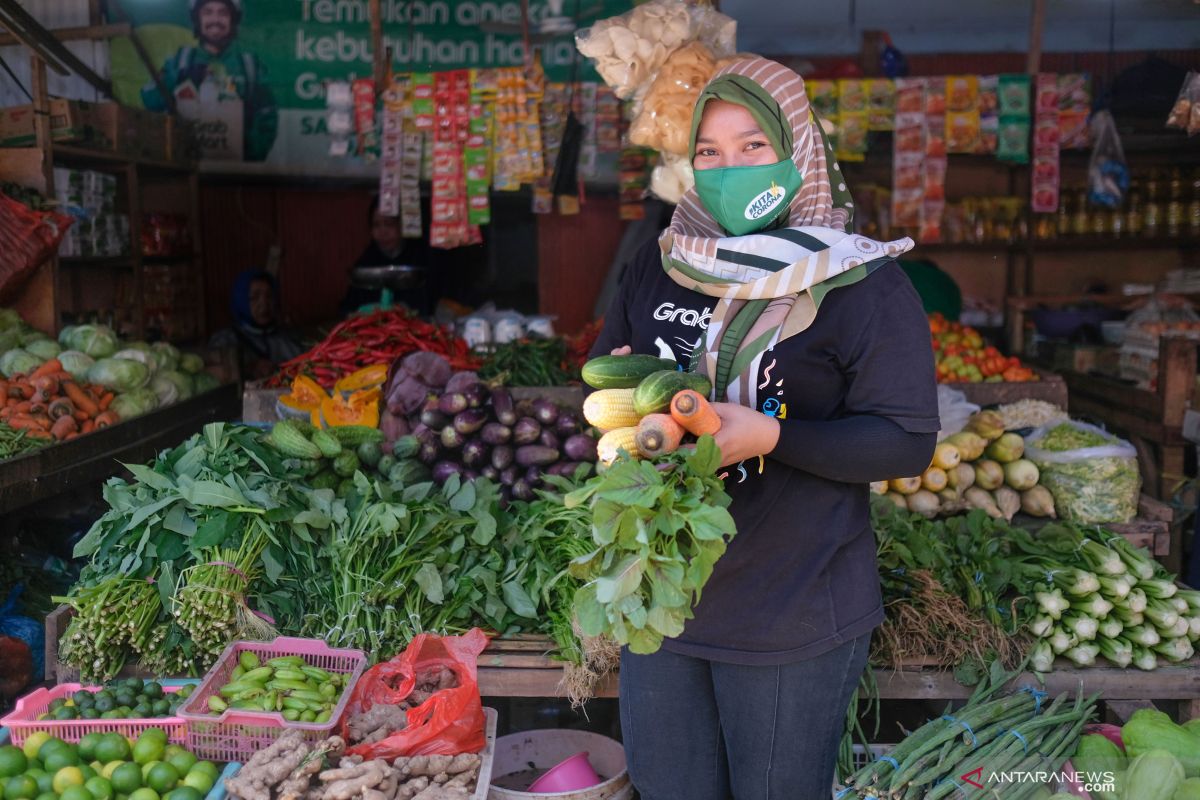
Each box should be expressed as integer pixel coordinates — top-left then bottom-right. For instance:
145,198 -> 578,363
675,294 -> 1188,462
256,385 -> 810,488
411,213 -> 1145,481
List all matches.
209,269 -> 304,381
590,58 -> 939,798
341,198 -> 431,315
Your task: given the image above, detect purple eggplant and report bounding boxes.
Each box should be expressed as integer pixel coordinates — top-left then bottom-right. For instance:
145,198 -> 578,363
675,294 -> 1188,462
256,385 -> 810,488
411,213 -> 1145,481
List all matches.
512,417 -> 542,445
444,371 -> 479,394
511,478 -> 534,501
420,408 -> 449,430
463,383 -> 488,409
463,469 -> 480,482
453,409 -> 488,435
516,445 -> 559,467
440,425 -> 465,449
380,411 -> 410,442
418,440 -> 442,465
432,460 -> 463,484
462,439 -> 489,468
490,388 -> 517,426
491,445 -> 514,471
546,461 -> 577,478
563,434 -> 598,463
481,422 -> 512,445
499,466 -> 519,486
539,430 -> 561,451
387,376 -> 431,415
439,392 -> 469,416
412,424 -> 434,444
532,399 -> 560,427
555,412 -> 581,436
499,485 -> 513,505
524,465 -> 542,484
480,465 -> 500,481
401,351 -> 452,389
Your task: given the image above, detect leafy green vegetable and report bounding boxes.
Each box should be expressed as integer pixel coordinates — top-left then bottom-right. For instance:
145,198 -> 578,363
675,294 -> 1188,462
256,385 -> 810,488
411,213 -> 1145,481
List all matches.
64,324 -> 119,357
565,436 -> 735,655
57,350 -> 95,379
87,357 -> 151,392
1034,422 -> 1116,451
0,347 -> 41,377
25,338 -> 61,361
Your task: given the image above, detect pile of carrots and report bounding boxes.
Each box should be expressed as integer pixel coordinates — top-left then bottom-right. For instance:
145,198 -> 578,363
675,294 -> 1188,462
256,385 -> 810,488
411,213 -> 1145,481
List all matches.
0,358 -> 118,442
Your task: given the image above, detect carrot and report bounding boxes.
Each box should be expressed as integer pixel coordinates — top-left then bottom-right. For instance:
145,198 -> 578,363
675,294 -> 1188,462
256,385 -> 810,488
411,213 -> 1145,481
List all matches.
52,371 -> 73,384
12,401 -> 33,415
670,389 -> 723,437
6,415 -> 43,432
50,414 -> 78,440
31,374 -> 59,397
93,410 -> 119,428
24,429 -> 52,440
10,382 -> 32,400
635,413 -> 687,458
30,414 -> 52,431
80,419 -> 95,434
62,381 -> 100,417
98,391 -> 114,411
0,379 -> 7,398
30,359 -> 63,379
72,409 -> 89,422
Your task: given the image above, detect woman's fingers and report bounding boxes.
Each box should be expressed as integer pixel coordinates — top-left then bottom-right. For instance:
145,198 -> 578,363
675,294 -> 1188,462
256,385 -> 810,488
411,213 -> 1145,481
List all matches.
610,345 -> 632,356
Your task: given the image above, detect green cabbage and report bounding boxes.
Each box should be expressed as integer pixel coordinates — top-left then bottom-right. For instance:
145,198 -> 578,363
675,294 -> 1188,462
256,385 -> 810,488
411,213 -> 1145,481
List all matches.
0,328 -> 22,354
179,352 -> 205,374
0,309 -> 21,331
124,341 -> 153,354
0,348 -> 42,378
156,370 -> 193,402
113,349 -> 156,373
151,342 -> 181,372
109,388 -> 158,420
25,339 -> 62,361
192,372 -> 220,393
57,324 -> 77,346
87,358 -> 150,393
57,350 -> 95,380
65,325 -> 119,358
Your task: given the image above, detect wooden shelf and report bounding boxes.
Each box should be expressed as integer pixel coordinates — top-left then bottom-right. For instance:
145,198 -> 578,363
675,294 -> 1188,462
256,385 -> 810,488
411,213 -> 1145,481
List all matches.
59,256 -> 134,268
0,384 -> 239,515
52,144 -> 192,173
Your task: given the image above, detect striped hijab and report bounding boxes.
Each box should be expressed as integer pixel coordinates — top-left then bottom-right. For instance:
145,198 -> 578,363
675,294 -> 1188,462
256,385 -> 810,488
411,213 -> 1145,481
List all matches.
661,58 -> 913,406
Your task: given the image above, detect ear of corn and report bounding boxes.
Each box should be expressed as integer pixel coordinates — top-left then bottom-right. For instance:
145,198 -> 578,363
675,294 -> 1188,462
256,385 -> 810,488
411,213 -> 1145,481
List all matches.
584,388 -> 641,430
597,426 -> 640,464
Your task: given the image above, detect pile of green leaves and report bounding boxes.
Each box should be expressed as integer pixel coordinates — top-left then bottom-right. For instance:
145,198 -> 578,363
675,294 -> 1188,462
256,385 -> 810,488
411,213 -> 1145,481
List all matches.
564,436 -> 736,655
478,337 -> 578,387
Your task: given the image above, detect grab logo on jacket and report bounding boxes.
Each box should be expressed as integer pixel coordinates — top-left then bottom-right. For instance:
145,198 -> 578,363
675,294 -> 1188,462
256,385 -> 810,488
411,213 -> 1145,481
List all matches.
653,303 -> 712,329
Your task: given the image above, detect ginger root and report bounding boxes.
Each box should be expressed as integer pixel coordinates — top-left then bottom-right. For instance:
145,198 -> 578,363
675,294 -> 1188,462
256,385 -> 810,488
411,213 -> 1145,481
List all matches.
394,777 -> 429,800
226,730 -> 311,800
319,760 -> 389,800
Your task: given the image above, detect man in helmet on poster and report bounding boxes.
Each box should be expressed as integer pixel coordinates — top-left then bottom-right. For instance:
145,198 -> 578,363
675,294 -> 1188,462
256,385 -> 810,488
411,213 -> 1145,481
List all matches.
142,0 -> 277,161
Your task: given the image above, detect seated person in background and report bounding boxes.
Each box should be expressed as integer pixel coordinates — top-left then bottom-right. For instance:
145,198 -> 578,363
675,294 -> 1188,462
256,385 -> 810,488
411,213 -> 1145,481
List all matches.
210,269 -> 304,381
341,197 -> 431,316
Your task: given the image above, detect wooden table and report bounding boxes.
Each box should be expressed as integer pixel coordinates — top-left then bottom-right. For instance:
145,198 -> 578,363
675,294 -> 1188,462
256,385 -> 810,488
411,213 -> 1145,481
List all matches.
477,636 -> 1200,719
0,384 -> 240,515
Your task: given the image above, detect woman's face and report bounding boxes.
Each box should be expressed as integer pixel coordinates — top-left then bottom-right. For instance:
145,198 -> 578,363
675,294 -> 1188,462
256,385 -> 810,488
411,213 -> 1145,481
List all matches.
371,212 -> 402,255
693,99 -> 782,171
249,278 -> 274,327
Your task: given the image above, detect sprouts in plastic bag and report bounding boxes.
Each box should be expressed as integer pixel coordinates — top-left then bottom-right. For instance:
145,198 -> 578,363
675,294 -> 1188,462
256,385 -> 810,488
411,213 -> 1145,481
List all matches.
1166,71 -> 1200,135
1087,110 -> 1129,209
1024,420 -> 1140,523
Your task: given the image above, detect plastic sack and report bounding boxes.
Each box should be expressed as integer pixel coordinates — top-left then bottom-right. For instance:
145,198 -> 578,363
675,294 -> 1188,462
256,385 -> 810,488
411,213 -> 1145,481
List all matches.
1165,71 -> 1200,135
1087,110 -> 1129,209
575,0 -> 736,99
650,151 -> 694,204
629,42 -> 719,155
936,385 -> 981,440
339,628 -> 488,759
0,193 -> 74,302
1024,420 -> 1141,524
0,586 -> 44,682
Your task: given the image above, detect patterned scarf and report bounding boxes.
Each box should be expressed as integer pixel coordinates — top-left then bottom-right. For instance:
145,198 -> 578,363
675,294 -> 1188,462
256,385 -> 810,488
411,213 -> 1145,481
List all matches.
661,58 -> 913,406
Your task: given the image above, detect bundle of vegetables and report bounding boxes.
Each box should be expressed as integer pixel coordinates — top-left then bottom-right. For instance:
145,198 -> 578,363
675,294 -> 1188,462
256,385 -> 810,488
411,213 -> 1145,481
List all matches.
930,312 -> 1039,383
264,420 -> 394,499
875,408 -> 1056,522
0,358 -> 120,443
0,420 -> 52,458
381,351 -> 597,502
563,436 -> 736,655
838,663 -> 1097,799
1071,710 -> 1200,799
478,336 -> 578,387
266,309 -> 479,389
580,354 -> 716,462
1018,523 -> 1198,672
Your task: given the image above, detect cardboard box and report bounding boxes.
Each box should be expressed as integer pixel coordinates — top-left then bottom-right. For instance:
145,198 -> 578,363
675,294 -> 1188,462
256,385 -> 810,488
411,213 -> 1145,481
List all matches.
0,99 -> 108,147
94,103 -> 170,161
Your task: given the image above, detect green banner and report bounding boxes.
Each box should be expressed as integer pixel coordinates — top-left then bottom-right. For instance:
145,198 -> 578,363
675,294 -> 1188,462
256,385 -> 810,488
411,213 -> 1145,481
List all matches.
110,0 -> 630,170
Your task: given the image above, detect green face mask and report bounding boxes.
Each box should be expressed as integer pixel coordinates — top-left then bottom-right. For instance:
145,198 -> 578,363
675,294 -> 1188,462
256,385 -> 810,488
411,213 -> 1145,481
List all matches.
692,159 -> 803,236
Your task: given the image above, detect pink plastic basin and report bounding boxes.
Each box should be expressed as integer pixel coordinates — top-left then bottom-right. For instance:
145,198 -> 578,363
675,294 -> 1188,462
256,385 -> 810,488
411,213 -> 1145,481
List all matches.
527,751 -> 602,793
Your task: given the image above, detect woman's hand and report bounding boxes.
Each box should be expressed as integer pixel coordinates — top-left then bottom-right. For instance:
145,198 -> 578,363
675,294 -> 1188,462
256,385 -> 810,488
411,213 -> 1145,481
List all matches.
610,345 -> 632,356
711,402 -> 781,468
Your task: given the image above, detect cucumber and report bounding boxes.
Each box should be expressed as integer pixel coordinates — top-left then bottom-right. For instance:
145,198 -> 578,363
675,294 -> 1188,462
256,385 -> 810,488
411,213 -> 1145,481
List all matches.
311,428 -> 343,458
326,425 -> 385,447
582,354 -> 679,389
267,420 -> 322,459
633,370 -> 712,416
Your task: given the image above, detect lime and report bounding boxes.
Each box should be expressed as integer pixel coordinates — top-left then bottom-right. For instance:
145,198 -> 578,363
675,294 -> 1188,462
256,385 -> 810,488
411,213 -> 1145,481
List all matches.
20,735 -> 50,764
6,776 -> 39,800
93,698 -> 114,714
178,773 -> 212,797
162,789 -> 200,800
185,764 -> 215,784
108,764 -> 141,797
48,700 -> 66,713
77,768 -> 95,784
41,750 -> 79,774
59,785 -> 94,800
137,731 -> 165,747
127,789 -> 158,800
34,792 -> 57,800
100,764 -> 121,782
142,684 -> 163,701
52,708 -> 76,722
149,701 -> 170,718
136,766 -> 154,786
144,765 -> 178,797
161,754 -> 192,781
129,740 -> 163,769
85,777 -> 113,800
92,738 -> 128,766
52,767 -> 85,795
28,771 -> 51,795
0,746 -> 27,779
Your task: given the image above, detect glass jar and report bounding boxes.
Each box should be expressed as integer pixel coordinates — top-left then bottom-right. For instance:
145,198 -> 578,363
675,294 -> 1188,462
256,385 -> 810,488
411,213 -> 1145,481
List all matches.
1126,184 -> 1144,238
1071,189 -> 1090,236
1166,168 -> 1184,238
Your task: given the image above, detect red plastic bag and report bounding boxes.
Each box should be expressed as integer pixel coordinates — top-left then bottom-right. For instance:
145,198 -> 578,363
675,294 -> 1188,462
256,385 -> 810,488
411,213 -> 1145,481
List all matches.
340,628 -> 488,759
0,193 -> 73,301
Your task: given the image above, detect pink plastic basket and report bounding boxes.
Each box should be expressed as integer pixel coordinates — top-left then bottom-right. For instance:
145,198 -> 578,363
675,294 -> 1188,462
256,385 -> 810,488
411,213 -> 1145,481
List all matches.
0,684 -> 189,747
177,637 -> 367,762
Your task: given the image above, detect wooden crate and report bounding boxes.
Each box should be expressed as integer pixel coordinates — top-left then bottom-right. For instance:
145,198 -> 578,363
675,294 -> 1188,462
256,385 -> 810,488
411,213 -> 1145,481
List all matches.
953,369 -> 1068,409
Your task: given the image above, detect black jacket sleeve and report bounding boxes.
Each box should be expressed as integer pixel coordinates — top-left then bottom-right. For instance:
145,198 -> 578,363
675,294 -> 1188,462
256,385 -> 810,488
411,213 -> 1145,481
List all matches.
771,415 -> 935,483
